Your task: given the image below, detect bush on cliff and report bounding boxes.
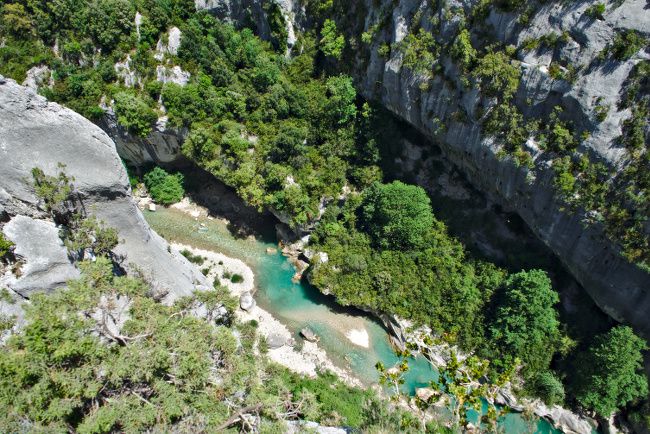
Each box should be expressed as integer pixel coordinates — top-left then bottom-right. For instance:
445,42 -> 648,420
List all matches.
113,92 -> 158,138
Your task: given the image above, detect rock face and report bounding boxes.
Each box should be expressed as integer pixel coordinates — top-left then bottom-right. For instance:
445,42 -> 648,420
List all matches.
195,0 -> 305,53
1,216 -> 80,297
347,0 -> 650,337
0,77 -> 207,302
97,108 -> 187,166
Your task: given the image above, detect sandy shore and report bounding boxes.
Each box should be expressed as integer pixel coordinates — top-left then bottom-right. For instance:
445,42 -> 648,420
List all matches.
167,198 -> 362,387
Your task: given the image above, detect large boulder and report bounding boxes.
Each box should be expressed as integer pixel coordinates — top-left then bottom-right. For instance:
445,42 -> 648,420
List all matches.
0,76 -> 207,301
1,216 -> 80,297
239,292 -> 256,311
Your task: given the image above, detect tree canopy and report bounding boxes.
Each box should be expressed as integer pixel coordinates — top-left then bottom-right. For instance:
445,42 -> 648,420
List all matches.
488,270 -> 560,375
574,326 -> 648,417
360,181 -> 435,251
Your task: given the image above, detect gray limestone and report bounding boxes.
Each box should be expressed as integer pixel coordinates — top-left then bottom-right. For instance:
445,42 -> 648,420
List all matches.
0,77 -> 207,303
1,215 -> 80,297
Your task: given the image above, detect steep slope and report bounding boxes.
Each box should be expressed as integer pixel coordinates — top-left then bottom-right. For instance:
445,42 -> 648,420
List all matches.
347,0 -> 650,336
0,76 -> 207,305
195,0 -> 650,337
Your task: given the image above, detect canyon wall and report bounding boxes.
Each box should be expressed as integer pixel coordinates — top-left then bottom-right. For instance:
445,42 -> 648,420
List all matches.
99,0 -> 650,337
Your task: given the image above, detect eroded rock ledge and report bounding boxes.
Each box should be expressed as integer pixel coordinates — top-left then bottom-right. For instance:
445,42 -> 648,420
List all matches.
0,77 -> 207,312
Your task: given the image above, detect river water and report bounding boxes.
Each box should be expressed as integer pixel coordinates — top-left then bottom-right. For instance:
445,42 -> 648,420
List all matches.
145,206 -> 561,433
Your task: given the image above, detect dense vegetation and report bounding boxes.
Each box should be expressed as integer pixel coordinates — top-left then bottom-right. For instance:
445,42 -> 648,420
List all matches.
309,180 -> 648,418
573,326 -> 648,417
0,256 -> 430,432
309,182 -> 571,385
1,0 -> 648,426
0,169 -> 431,433
143,166 -> 185,204
0,0 -> 383,229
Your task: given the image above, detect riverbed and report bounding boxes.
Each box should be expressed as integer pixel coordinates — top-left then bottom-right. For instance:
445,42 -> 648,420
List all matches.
144,205 -> 562,433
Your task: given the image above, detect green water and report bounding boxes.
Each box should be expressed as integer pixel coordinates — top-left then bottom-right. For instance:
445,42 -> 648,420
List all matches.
145,206 -> 563,433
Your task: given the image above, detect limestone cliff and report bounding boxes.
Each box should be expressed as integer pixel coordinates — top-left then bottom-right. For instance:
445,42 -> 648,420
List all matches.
347,0 -> 650,336
0,77 -> 208,311
192,0 -> 650,338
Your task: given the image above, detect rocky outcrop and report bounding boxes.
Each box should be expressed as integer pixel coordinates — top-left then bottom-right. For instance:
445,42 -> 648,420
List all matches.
97,108 -> 187,166
0,76 -> 207,305
196,0 -> 306,53
1,216 -> 80,297
344,0 -> 650,337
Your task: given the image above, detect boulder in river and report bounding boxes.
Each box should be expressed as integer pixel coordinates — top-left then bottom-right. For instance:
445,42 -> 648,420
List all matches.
300,327 -> 319,343
239,292 -> 256,312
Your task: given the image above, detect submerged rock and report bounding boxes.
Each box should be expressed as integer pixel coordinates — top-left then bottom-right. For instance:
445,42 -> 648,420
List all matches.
300,327 -> 319,343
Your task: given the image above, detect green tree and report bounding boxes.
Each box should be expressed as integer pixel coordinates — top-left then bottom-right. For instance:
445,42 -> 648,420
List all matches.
87,0 -> 135,50
113,92 -> 157,138
400,28 -> 438,76
325,74 -> 357,125
450,29 -> 475,69
320,19 -> 344,59
1,3 -> 33,36
473,51 -> 520,99
360,181 -> 434,251
182,124 -> 219,163
530,371 -> 565,406
489,270 -> 560,374
143,167 -> 185,204
574,326 -> 648,417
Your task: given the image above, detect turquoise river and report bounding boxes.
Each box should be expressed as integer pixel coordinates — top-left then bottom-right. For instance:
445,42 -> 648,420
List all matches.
145,206 -> 562,433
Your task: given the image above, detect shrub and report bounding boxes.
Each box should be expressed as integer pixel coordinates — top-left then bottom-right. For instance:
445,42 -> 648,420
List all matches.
400,28 -> 438,76
530,372 -> 565,405
230,274 -> 244,283
360,181 -> 434,251
473,51 -> 520,99
609,30 -> 647,61
113,92 -> 157,138
574,326 -> 648,417
0,233 -> 14,260
62,215 -> 119,258
320,19 -> 345,59
143,167 -> 184,205
450,29 -> 476,69
584,3 -> 606,20
180,249 -> 205,265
